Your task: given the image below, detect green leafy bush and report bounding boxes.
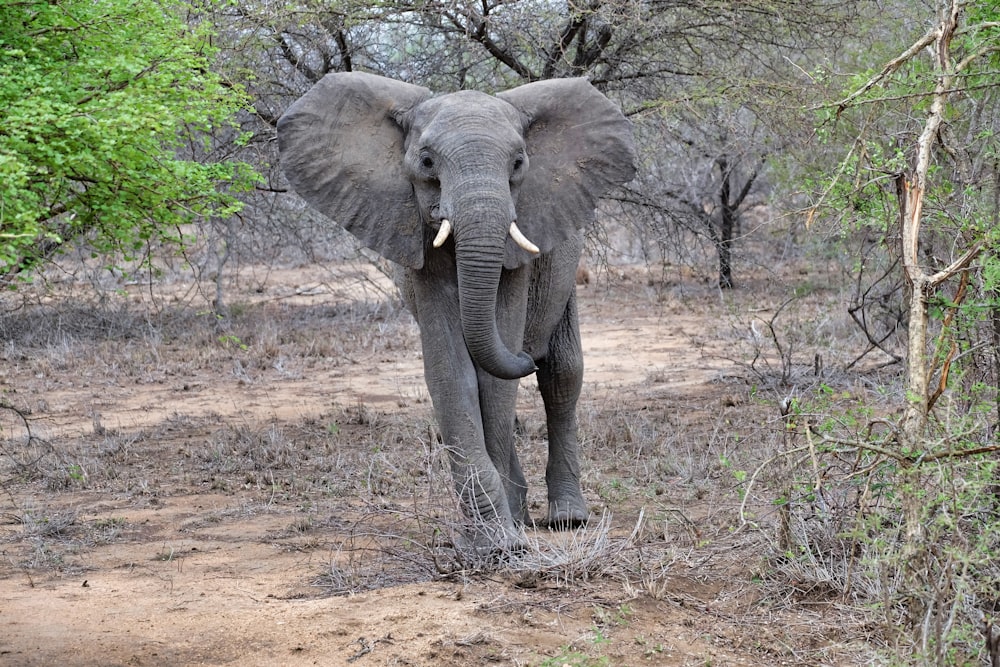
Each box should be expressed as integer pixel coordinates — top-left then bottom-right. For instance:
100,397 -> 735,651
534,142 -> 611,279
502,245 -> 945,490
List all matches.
0,0 -> 256,279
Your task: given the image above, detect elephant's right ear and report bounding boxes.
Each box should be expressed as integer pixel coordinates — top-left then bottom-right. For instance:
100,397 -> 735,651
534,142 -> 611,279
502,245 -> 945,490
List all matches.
278,72 -> 433,269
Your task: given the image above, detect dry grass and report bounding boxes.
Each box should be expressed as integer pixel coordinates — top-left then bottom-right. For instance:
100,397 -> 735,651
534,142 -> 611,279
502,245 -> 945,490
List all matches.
0,264 -> 964,665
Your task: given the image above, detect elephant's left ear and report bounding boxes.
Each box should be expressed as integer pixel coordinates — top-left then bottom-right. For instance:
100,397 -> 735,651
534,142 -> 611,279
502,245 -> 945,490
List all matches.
498,78 -> 636,267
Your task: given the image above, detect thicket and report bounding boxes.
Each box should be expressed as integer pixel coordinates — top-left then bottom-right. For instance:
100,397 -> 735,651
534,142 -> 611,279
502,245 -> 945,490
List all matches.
755,2 -> 1000,663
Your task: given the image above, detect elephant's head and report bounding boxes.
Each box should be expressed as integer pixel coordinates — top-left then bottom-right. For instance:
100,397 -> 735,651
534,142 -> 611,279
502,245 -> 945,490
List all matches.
277,72 -> 635,379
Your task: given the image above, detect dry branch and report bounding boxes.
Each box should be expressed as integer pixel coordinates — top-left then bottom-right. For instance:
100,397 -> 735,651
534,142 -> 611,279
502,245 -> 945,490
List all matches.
829,27 -> 940,112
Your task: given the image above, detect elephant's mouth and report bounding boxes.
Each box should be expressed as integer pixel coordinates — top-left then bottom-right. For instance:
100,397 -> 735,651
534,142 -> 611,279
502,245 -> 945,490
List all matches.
430,217 -> 539,254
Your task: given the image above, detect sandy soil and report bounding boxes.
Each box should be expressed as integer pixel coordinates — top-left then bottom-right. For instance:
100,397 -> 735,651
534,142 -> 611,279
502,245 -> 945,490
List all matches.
0,265 -> 863,666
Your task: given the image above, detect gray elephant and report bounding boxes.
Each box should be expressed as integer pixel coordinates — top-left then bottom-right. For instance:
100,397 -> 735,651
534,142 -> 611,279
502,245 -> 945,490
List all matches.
277,72 -> 635,550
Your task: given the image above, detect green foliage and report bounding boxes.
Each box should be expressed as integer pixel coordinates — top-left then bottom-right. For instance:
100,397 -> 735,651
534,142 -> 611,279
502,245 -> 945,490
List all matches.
804,2 -> 1000,243
800,0 -> 1000,412
0,0 -> 256,279
217,334 -> 248,351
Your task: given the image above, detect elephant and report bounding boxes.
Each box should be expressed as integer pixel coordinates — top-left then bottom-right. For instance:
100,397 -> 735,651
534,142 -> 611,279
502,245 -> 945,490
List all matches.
277,72 -> 636,551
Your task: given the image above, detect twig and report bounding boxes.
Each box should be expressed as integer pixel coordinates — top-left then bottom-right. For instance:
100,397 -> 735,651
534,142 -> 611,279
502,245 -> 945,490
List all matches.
825,26 -> 941,112
805,420 -> 1000,466
347,635 -> 393,663
735,445 -> 810,532
806,424 -> 908,465
0,399 -> 66,478
927,270 -> 970,412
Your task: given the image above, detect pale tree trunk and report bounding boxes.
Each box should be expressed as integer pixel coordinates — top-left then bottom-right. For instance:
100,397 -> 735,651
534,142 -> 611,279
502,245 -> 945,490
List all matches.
830,0 -> 996,639
895,0 -> 987,546
840,1 -> 985,464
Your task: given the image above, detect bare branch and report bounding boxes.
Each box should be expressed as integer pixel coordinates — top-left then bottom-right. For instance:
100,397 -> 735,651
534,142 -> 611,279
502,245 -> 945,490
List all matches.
929,241 -> 984,288
827,26 -> 940,112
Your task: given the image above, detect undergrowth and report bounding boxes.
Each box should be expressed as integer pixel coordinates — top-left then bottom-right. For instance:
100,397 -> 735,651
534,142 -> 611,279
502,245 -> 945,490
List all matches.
729,287 -> 1000,665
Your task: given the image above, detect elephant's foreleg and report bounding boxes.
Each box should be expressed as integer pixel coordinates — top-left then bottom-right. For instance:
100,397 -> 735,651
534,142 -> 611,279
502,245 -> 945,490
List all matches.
478,370 -> 529,524
431,362 -> 524,550
405,267 -> 522,550
477,266 -> 532,524
536,291 -> 588,528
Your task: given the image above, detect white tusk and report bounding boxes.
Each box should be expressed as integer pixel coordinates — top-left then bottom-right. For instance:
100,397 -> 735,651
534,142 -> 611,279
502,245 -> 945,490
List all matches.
509,221 -> 540,254
432,219 -> 452,248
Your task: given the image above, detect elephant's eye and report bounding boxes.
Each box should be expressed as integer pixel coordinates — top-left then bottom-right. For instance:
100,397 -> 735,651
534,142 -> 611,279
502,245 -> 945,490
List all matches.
513,157 -> 524,171
420,153 -> 435,170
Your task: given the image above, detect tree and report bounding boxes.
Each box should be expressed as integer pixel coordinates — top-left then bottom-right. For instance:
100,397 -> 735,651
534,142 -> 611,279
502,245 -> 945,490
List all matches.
625,101 -> 771,288
0,0 -> 255,282
818,0 -> 1000,451
207,0 -> 861,288
807,0 -> 1000,657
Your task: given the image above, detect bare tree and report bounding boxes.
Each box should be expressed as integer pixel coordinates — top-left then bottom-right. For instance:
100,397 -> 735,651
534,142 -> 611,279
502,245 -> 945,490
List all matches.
191,0 -> 862,290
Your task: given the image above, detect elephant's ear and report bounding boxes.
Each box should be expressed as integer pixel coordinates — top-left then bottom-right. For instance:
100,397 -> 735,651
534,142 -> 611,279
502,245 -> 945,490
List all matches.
278,72 -> 433,269
498,78 -> 636,268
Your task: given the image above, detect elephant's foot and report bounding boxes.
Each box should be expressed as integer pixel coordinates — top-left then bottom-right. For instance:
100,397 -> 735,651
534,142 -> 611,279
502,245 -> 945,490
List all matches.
432,520 -> 526,574
461,519 -> 527,557
546,494 -> 589,530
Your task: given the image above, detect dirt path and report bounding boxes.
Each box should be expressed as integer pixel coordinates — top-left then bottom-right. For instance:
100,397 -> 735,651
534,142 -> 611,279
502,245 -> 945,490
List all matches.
0,268 -> 857,666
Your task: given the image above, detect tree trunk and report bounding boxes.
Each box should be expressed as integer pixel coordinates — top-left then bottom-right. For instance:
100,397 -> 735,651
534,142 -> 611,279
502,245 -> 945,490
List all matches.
719,198 -> 736,289
716,155 -> 735,289
896,0 -> 957,554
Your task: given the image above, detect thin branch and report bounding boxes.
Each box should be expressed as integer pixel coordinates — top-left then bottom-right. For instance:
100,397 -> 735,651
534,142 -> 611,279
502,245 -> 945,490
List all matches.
953,44 -> 1000,74
806,423 -> 910,465
919,442 -> 1000,463
274,30 -> 321,84
334,30 -> 353,72
929,240 -> 983,287
543,15 -> 585,78
735,444 -> 811,532
827,26 -> 941,112
444,6 -> 534,81
731,154 -> 767,209
927,270 -> 969,412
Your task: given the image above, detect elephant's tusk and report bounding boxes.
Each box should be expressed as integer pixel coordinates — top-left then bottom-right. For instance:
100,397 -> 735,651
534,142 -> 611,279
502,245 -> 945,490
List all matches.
432,219 -> 452,248
509,222 -> 540,254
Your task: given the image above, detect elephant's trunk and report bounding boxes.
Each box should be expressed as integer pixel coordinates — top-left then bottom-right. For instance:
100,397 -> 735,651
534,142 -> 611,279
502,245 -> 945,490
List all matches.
452,192 -> 536,381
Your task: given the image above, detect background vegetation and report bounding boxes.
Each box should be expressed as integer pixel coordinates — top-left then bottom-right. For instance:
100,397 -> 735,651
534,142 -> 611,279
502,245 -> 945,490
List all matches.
2,0 -> 999,663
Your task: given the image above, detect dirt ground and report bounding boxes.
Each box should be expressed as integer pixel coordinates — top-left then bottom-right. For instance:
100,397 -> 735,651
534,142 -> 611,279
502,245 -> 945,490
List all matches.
0,263 -> 871,666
